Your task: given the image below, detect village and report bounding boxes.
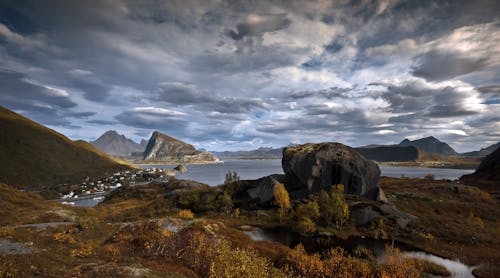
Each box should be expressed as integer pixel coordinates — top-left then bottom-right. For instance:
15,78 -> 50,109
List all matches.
58,167 -> 182,205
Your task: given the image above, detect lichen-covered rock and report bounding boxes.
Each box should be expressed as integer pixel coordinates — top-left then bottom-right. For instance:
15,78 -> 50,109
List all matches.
282,142 -> 380,199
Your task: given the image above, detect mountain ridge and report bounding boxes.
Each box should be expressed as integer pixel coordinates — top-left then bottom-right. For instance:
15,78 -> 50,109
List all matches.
399,136 -> 458,156
0,106 -> 134,188
461,142 -> 500,157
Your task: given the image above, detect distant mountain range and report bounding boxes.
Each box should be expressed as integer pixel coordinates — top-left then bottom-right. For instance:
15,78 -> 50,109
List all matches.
213,147 -> 283,159
354,145 -> 420,162
461,142 -> 500,158
90,130 -> 144,157
0,106 -> 133,188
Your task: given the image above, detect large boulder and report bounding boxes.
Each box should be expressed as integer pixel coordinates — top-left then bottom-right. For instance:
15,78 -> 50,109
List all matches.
282,143 -> 380,200
246,175 -> 283,206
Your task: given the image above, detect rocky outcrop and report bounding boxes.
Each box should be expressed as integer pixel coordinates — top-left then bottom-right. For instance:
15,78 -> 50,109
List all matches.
282,143 -> 380,200
91,130 -> 144,157
399,136 -> 458,156
461,146 -> 500,187
353,206 -> 382,226
353,204 -> 417,228
142,131 -> 219,163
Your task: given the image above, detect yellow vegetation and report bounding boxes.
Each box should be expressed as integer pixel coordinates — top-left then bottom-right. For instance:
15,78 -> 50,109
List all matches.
70,241 -> 95,258
177,209 -> 195,219
273,182 -> 291,220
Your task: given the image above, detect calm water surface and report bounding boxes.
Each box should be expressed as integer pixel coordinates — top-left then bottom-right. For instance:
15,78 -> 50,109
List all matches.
148,159 -> 474,186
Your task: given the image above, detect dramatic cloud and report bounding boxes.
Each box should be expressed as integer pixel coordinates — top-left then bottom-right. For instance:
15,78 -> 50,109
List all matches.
225,14 -> 291,40
412,50 -> 488,81
0,0 -> 498,152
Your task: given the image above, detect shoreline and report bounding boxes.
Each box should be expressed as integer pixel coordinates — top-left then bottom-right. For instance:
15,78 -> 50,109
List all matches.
133,160 -> 224,166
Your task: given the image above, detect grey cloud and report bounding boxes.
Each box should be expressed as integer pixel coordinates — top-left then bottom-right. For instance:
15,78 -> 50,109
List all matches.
87,119 -> 116,125
155,82 -> 266,113
383,79 -> 482,118
0,69 -> 76,109
225,14 -> 291,40
412,50 -> 489,81
65,111 -> 96,118
115,107 -> 188,132
478,85 -> 500,94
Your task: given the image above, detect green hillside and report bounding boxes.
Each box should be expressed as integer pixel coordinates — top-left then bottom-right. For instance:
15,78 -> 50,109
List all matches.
0,106 -> 134,189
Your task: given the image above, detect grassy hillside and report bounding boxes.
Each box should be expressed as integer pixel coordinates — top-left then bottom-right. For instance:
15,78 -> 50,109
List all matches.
0,106 -> 134,189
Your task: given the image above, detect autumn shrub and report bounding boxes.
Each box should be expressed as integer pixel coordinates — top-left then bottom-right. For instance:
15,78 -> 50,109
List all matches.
177,209 -> 195,220
53,230 -> 76,244
216,191 -> 233,213
285,244 -> 376,278
70,241 -> 95,258
77,216 -> 99,231
0,255 -> 16,278
0,227 -> 14,237
178,190 -> 201,210
458,186 -> 494,202
353,245 -> 376,261
295,200 -> 320,221
379,246 -> 422,278
296,217 -> 316,236
209,240 -> 287,278
104,244 -> 120,260
286,244 -> 329,277
467,212 -> 484,229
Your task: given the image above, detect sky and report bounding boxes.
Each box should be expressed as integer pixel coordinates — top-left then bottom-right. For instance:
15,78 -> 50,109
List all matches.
0,0 -> 499,152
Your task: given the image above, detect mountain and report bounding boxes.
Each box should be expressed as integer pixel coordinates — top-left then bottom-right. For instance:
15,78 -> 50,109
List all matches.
0,106 -> 133,188
213,147 -> 283,159
90,130 -> 144,157
461,142 -> 500,157
140,139 -> 149,148
142,131 -> 219,163
461,146 -> 500,189
355,145 -> 420,162
399,136 -> 458,156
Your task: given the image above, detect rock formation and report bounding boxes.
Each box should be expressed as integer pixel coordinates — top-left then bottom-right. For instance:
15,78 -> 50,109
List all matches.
142,131 -> 219,163
282,142 -> 381,200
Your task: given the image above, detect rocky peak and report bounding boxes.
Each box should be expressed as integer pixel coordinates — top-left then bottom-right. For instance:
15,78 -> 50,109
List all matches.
142,131 -> 219,163
91,130 -> 144,157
